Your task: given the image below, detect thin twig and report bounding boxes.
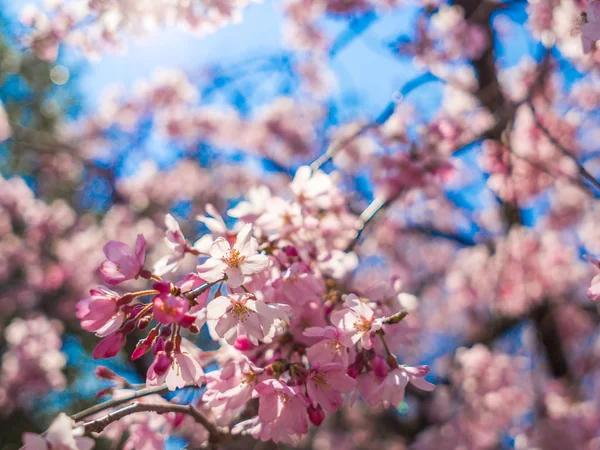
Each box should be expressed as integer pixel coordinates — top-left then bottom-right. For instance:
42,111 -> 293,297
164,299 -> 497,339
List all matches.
310,72 -> 441,171
346,192 -> 402,251
182,280 -> 221,301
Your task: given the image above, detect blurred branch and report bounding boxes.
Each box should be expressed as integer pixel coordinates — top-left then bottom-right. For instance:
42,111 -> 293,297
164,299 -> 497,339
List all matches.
330,12 -> 379,57
402,225 -> 478,246
346,192 -> 401,251
528,101 -> 600,194
310,72 -> 441,171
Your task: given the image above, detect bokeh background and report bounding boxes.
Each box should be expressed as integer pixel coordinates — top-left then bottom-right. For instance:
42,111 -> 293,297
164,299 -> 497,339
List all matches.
1,0 -> 600,448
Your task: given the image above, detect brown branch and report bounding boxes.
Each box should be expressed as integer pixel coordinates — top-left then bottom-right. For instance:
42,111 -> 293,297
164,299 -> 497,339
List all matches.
83,401 -> 225,445
72,383 -> 192,422
182,279 -> 221,301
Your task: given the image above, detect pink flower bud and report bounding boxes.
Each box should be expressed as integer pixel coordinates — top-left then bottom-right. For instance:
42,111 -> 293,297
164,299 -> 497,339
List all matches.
152,351 -> 173,377
99,235 -> 146,285
283,245 -> 299,257
95,366 -> 118,380
347,362 -> 361,379
372,355 -> 388,378
234,335 -> 254,351
179,314 -> 196,328
92,333 -> 125,359
307,405 -> 325,426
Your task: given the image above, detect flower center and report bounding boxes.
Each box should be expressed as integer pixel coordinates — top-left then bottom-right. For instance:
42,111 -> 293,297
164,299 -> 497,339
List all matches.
225,249 -> 246,268
328,339 -> 342,352
277,392 -> 290,403
241,371 -> 256,385
232,302 -> 252,321
313,373 -> 329,388
353,316 -> 372,332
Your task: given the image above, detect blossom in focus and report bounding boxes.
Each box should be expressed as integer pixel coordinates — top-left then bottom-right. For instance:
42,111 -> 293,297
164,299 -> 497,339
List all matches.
331,294 -> 382,350
206,293 -> 291,345
306,363 -> 356,412
197,223 -> 270,287
152,289 -> 189,325
146,349 -> 204,391
253,379 -> 309,440
99,234 -> 147,285
92,332 -> 126,359
76,286 -> 124,336
193,203 -> 234,254
153,214 -> 192,276
22,413 -> 94,450
304,325 -> 354,367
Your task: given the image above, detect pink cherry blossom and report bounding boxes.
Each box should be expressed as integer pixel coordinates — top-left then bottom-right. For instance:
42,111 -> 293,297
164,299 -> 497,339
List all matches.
253,379 -> 309,439
197,223 -> 270,287
331,294 -> 382,350
290,166 -> 335,209
306,363 -> 356,412
228,186 -> 271,222
93,332 -> 126,359
359,364 -> 435,408
146,350 -> 204,391
304,325 -> 354,367
76,286 -> 124,336
153,214 -> 191,276
152,291 -> 189,325
22,413 -> 94,450
271,262 -> 324,305
206,293 -> 291,345
204,357 -> 262,419
99,234 -> 147,285
193,203 -> 234,254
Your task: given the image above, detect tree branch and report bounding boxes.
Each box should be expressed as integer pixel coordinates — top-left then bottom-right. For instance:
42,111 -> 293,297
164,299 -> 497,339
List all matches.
310,72 -> 441,171
72,383 -> 194,422
82,401 -> 224,445
528,101 -> 600,194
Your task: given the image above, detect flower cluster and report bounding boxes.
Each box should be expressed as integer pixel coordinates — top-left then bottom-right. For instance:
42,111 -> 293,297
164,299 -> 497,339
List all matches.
0,315 -> 66,414
71,166 -> 434,445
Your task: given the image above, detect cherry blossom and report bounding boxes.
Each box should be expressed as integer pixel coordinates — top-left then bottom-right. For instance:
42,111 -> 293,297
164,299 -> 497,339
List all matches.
99,234 -> 147,285
22,413 -> 94,450
197,224 -> 270,287
331,294 -> 382,350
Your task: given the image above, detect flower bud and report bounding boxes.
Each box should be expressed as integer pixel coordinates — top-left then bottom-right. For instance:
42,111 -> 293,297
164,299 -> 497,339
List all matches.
372,355 -> 389,377
283,245 -> 298,257
179,314 -> 196,328
233,335 -> 254,351
347,362 -> 361,378
160,325 -> 172,337
95,366 -> 118,380
153,351 -> 173,376
307,405 -> 325,426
